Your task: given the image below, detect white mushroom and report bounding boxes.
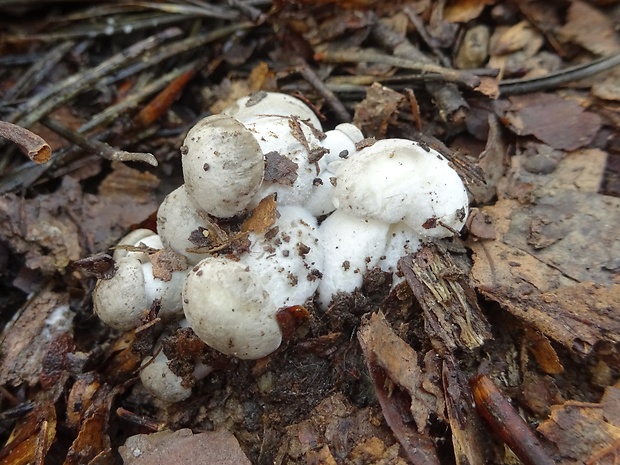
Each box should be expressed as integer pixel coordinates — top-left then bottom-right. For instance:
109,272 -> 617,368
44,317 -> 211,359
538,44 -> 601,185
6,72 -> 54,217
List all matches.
243,115 -> 326,209
317,139 -> 469,308
183,257 -> 282,360
113,228 -> 160,262
182,114 -> 265,218
303,123 -> 364,216
239,205 -> 322,308
93,256 -> 147,331
316,210 -> 390,309
94,232 -> 187,330
320,123 -> 364,166
222,91 -> 322,130
140,347 -> 192,403
142,261 -> 187,320
377,222 -> 422,273
157,185 -> 210,264
332,139 -> 469,238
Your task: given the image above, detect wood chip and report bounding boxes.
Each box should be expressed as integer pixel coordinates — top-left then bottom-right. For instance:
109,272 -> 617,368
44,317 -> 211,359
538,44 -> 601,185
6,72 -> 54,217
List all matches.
399,244 -> 492,352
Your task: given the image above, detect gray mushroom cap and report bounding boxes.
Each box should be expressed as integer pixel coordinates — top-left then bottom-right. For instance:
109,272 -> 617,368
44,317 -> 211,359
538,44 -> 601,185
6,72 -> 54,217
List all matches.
183,257 -> 282,360
140,346 -> 192,403
157,185 -> 210,265
182,114 -> 265,218
93,256 -> 147,331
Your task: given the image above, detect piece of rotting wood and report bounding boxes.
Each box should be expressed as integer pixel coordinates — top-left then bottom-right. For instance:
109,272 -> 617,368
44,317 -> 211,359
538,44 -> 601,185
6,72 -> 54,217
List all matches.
399,243 -> 492,353
442,355 -> 490,465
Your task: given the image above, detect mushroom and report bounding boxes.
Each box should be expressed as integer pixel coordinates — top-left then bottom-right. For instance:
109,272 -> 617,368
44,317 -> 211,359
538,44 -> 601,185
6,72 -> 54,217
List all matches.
317,138 -> 469,308
316,209 -> 390,309
140,346 -> 192,403
113,228 -> 161,262
183,257 -> 282,360
303,123 -> 364,216
157,185 -> 210,264
239,205 -> 323,308
378,222 -> 422,273
93,256 -> 147,330
139,322 -> 213,403
332,139 -> 469,237
182,114 -> 265,218
242,115 -> 326,210
94,231 -> 187,330
222,91 -> 322,130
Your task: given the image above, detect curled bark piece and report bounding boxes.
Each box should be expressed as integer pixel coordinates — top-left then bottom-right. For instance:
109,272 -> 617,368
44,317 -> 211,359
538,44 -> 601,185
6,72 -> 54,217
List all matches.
0,121 -> 51,164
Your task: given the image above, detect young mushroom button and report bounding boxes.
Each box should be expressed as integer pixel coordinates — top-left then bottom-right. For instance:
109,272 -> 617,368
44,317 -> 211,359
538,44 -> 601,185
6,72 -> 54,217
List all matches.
93,256 -> 147,331
183,257 -> 282,360
181,114 -> 265,218
157,185 -> 211,265
140,347 -> 192,403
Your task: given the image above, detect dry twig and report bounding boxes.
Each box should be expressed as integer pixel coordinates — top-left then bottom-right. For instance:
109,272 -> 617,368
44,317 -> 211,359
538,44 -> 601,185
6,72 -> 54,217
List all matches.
0,122 -> 51,164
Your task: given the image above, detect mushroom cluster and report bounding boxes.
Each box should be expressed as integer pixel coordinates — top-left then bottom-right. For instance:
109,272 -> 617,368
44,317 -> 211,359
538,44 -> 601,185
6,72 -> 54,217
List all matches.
92,91 -> 470,401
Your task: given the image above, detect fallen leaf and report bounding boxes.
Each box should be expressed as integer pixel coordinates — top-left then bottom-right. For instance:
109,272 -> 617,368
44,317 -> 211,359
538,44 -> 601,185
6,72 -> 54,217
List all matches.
558,0 -> 620,56
467,113 -> 507,204
241,194 -> 278,235
592,73 -> 620,102
444,0 -> 495,23
263,150 -> 299,186
501,93 -> 602,151
352,83 -> 404,138
358,312 -> 441,465
0,177 -> 83,274
64,385 -> 116,465
481,283 -> 620,363
538,386 -> 620,464
524,327 -> 564,375
0,400 -> 56,465
150,247 -> 187,282
490,21 -> 543,56
358,312 -> 445,433
502,190 -> 619,286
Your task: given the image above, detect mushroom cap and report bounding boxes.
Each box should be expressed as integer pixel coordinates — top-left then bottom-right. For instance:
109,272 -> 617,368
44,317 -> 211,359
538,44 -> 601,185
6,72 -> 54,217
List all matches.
222,91 -> 322,130
316,209 -> 390,309
157,185 -> 209,264
304,124 -> 363,216
239,205 -> 322,308
244,115 -> 324,209
140,349 -> 192,403
182,114 -> 265,218
93,256 -> 147,330
332,139 -> 469,238
113,228 -> 159,262
142,261 -> 187,320
183,257 -> 282,360
320,124 -> 363,166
